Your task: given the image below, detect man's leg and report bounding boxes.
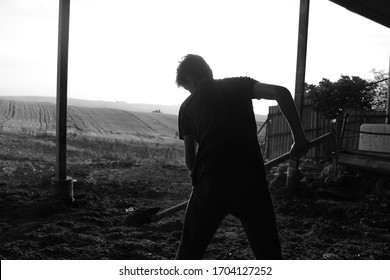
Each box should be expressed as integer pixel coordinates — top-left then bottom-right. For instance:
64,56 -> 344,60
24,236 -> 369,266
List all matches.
227,165 -> 282,260
175,188 -> 226,259
237,188 -> 282,260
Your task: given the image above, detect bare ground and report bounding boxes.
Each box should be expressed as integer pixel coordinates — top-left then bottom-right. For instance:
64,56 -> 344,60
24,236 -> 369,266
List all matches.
0,133 -> 390,260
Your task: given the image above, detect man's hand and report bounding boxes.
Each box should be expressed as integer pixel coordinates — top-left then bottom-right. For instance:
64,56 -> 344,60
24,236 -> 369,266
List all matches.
290,138 -> 309,158
183,135 -> 197,170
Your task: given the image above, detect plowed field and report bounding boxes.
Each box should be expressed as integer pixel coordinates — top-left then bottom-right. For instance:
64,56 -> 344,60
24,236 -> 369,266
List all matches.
0,99 -> 178,142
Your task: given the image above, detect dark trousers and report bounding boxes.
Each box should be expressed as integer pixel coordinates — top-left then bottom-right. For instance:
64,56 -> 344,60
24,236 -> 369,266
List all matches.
175,165 -> 282,260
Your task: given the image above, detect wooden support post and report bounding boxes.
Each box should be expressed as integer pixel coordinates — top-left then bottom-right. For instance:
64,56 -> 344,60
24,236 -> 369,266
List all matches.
286,0 -> 310,191
294,0 -> 310,118
54,0 -> 73,203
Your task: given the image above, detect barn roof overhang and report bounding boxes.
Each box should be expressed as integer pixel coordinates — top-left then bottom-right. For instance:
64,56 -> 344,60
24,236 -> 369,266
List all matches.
329,0 -> 390,29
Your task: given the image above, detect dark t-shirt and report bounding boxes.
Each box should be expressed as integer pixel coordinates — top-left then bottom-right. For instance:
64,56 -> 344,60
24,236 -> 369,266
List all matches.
178,77 -> 265,185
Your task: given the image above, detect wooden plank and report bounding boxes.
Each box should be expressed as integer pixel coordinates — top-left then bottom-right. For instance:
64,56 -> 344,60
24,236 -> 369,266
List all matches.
337,151 -> 390,174
56,0 -> 70,181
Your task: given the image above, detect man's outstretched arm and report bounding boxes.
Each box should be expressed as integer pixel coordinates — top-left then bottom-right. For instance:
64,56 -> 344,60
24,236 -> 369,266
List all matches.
252,82 -> 308,156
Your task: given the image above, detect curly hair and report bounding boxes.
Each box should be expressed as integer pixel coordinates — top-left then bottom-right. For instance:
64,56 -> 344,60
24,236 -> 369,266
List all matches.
176,54 -> 213,87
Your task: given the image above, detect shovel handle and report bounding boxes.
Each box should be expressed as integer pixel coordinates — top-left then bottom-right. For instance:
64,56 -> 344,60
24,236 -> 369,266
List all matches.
264,131 -> 333,168
154,200 -> 189,221
155,132 -> 333,219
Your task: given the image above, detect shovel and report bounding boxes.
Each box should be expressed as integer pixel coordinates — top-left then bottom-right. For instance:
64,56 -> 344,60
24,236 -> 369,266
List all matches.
123,132 -> 332,227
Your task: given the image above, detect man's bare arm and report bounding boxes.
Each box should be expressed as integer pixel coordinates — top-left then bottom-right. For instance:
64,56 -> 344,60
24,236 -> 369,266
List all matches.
252,82 -> 308,155
183,135 -> 197,170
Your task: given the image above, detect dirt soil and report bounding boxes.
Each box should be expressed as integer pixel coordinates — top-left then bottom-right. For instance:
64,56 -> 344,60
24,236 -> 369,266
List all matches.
1,133 -> 390,260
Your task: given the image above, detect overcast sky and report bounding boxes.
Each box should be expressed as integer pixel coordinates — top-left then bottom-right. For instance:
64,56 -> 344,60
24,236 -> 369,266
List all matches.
0,0 -> 389,114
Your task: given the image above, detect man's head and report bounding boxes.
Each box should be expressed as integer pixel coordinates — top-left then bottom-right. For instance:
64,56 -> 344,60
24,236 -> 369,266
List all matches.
176,54 -> 213,91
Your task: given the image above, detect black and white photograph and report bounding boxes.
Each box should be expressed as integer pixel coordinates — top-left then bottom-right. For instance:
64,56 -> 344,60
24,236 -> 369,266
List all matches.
1,0 -> 390,274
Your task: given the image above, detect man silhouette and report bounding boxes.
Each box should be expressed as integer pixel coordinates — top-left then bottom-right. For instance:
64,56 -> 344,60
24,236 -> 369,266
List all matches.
175,54 -> 307,259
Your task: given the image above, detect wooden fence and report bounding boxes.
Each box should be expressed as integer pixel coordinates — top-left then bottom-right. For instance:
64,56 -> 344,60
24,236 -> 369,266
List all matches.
264,99 -> 387,161
338,111 -> 386,150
